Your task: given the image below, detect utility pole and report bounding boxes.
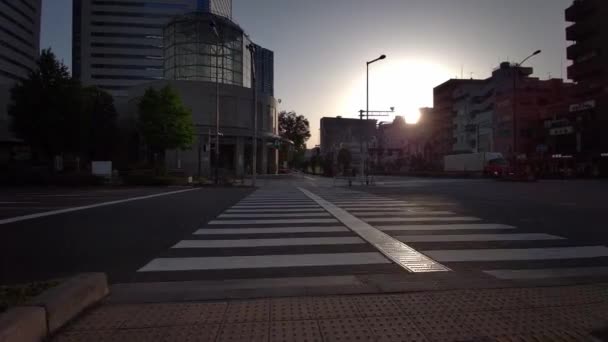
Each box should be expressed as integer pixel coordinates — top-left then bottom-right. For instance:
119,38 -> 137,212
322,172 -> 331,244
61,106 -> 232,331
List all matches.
247,43 -> 257,187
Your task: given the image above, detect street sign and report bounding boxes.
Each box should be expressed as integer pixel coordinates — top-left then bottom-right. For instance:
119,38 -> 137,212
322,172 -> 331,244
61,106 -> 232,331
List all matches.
569,100 -> 595,113
549,126 -> 574,136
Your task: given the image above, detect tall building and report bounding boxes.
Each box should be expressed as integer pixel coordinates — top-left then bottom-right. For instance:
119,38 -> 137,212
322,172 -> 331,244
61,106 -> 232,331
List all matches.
565,0 -> 608,173
0,0 -> 42,161
72,0 -> 234,97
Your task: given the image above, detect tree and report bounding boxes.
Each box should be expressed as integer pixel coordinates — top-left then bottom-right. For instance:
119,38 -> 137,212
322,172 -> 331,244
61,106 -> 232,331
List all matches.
80,86 -> 118,160
9,49 -> 82,160
279,111 -> 311,167
337,148 -> 352,174
138,85 -> 194,167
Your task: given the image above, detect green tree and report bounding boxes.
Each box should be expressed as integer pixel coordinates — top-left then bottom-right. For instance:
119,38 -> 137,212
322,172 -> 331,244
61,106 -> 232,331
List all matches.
278,111 -> 311,167
9,49 -> 82,160
138,85 -> 195,167
80,86 -> 118,160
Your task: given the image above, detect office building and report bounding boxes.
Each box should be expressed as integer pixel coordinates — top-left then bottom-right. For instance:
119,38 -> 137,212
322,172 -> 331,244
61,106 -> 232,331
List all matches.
564,0 -> 608,174
320,117 -> 377,175
0,0 -> 42,163
72,0 -> 234,97
254,44 -> 274,96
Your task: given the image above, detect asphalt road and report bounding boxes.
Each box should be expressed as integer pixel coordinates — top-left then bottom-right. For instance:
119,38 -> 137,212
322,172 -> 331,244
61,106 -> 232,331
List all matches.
0,186 -> 252,284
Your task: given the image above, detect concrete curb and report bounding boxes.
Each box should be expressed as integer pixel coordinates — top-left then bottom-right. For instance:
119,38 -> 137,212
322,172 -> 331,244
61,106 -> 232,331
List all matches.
0,273 -> 109,342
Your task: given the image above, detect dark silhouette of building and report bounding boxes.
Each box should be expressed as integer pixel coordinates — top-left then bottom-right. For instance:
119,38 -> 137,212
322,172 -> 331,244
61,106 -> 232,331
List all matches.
565,0 -> 608,174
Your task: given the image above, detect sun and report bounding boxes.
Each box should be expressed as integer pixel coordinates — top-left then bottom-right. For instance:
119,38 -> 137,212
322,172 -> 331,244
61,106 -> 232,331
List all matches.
339,59 -> 452,124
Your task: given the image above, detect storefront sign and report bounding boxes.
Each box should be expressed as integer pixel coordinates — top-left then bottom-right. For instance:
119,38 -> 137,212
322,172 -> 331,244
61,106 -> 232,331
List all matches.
549,126 -> 574,136
569,100 -> 596,113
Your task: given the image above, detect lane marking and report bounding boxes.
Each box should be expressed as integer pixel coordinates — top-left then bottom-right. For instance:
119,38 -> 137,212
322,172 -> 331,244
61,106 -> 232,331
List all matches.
346,207 -> 428,212
355,211 -> 455,216
173,237 -> 364,248
226,208 -> 325,213
0,188 -> 201,225
231,205 -> 321,209
138,252 -> 390,272
484,267 -> 608,280
219,213 -> 331,218
339,204 -> 447,208
194,226 -> 349,235
397,233 -> 565,243
365,217 -> 482,223
424,246 -> 608,262
208,218 -> 338,225
299,188 -> 450,273
378,224 -> 516,231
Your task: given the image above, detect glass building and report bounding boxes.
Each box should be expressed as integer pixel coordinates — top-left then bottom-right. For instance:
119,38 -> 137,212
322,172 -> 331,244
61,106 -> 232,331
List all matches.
163,12 -> 248,86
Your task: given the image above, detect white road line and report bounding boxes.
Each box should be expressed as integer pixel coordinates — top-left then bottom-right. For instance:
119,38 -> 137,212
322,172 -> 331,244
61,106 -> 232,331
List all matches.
366,217 -> 482,223
378,224 -> 516,231
483,267 -> 608,280
0,188 -> 200,225
208,218 -> 338,225
333,201 -> 412,205
299,188 -> 450,273
226,208 -> 325,213
219,213 -> 331,218
355,211 -> 455,216
231,205 -> 321,209
424,246 -> 608,262
138,252 -> 390,272
346,208 -> 428,212
173,237 -> 364,248
194,226 -> 349,235
397,233 -> 565,243
340,204 -> 452,208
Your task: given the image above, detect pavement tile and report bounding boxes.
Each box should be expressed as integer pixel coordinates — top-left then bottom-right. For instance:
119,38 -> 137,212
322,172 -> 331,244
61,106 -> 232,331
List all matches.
269,320 -> 322,342
465,309 -> 575,338
391,292 -> 465,315
548,303 -> 608,332
410,312 -> 480,342
318,317 -> 374,342
521,285 -> 608,308
122,302 -> 227,328
353,295 -> 404,317
271,298 -> 315,321
492,330 -> 594,342
217,322 -> 270,342
365,316 -> 428,342
110,327 -> 167,342
52,330 -> 115,342
161,324 -> 220,342
309,296 -> 360,319
461,289 -> 532,311
225,299 -> 270,323
63,305 -> 141,331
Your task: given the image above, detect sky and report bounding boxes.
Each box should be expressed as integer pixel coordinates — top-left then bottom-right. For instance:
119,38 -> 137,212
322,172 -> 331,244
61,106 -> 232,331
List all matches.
41,0 -> 574,147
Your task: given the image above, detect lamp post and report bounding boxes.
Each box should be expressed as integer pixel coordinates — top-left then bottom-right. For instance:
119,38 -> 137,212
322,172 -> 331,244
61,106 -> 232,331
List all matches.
210,20 -> 222,184
512,49 -> 541,158
247,43 -> 257,187
362,54 -> 386,183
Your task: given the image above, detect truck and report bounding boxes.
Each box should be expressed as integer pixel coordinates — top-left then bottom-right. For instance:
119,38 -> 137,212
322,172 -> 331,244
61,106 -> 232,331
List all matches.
444,152 -> 508,176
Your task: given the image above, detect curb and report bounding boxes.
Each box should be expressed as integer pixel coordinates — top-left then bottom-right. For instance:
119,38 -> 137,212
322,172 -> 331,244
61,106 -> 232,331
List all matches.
0,273 -> 109,342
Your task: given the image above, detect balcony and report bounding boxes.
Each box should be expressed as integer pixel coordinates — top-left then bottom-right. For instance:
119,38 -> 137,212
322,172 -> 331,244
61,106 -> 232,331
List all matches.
567,43 -> 585,61
567,57 -> 604,81
565,0 -> 595,22
566,22 -> 598,42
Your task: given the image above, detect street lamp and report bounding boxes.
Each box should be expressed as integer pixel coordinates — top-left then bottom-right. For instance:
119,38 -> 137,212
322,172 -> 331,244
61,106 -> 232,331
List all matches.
512,49 -> 541,157
210,20 -> 222,184
246,43 -> 258,187
361,54 -> 387,183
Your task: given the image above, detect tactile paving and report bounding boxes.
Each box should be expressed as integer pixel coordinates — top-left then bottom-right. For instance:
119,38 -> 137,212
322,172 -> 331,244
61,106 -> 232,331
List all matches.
225,299 -> 270,323
391,293 -> 445,315
365,316 -> 428,342
410,312 -> 479,342
271,298 -> 315,321
462,289 -> 532,311
161,324 -> 220,342
64,305 -> 141,331
217,322 -> 270,342
520,285 -> 608,307
310,296 -> 360,319
122,302 -> 227,328
269,320 -> 322,342
353,295 -> 403,317
548,304 -> 608,331
318,317 -> 374,341
52,330 -> 114,342
110,327 -> 167,342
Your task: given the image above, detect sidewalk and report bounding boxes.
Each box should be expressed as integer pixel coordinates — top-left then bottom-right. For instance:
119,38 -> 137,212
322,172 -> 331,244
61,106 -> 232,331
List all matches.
52,283 -> 608,342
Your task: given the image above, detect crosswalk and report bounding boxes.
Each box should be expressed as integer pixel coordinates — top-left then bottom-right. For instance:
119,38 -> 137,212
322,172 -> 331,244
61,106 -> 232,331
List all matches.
136,186 -> 608,283
318,188 -> 608,281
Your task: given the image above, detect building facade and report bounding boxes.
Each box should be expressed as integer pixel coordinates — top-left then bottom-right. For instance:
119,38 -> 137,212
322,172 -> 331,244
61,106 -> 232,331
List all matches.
0,0 -> 42,163
564,0 -> 608,174
320,117 -> 377,175
254,44 -> 274,96
72,0 -> 235,97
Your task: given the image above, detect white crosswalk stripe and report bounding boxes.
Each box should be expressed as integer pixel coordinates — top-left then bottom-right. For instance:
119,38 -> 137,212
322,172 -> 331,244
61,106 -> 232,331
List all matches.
172,237 -> 364,248
218,213 -> 331,218
194,226 -> 349,235
397,233 -> 565,242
